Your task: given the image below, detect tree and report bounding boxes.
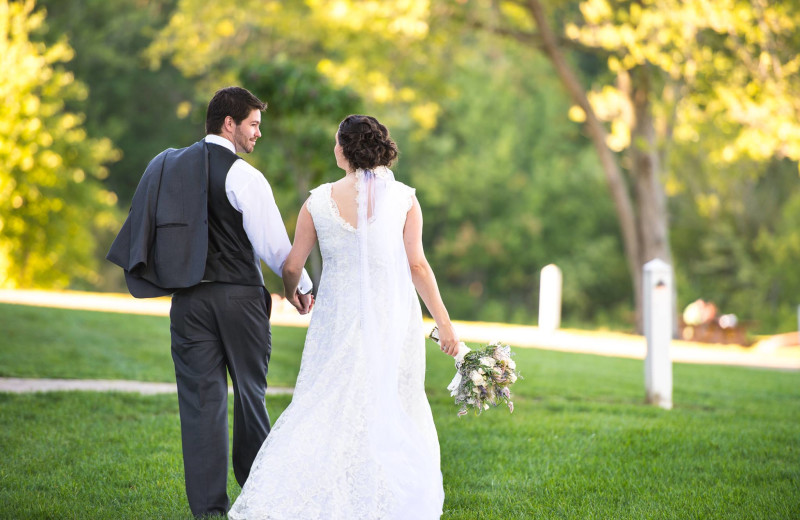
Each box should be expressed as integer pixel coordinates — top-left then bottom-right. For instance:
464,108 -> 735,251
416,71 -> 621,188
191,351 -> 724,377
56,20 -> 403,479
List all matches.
670,154 -> 800,333
35,0 -> 201,206
148,0 -> 800,331
395,33 -> 631,325
147,0 -> 638,325
459,0 -> 800,331
0,0 -> 120,288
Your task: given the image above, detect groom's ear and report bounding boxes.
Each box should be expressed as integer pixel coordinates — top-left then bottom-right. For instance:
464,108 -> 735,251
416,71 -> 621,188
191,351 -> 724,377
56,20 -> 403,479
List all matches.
223,115 -> 236,132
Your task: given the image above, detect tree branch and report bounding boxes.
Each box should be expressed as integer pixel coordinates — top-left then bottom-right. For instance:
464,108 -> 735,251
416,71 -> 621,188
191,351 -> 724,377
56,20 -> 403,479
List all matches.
464,18 -> 604,56
524,0 -> 644,328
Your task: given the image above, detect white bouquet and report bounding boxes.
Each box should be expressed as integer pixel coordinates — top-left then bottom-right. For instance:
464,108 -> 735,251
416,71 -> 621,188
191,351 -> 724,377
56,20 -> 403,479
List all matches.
430,327 -> 520,417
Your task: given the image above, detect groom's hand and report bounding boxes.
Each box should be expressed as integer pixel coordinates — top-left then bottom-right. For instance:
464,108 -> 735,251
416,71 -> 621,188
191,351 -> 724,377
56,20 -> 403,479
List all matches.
285,291 -> 306,315
294,291 -> 314,315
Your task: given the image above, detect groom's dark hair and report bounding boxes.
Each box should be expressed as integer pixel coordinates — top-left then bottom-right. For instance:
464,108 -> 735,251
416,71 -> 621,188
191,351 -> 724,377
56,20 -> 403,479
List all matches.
206,87 -> 267,134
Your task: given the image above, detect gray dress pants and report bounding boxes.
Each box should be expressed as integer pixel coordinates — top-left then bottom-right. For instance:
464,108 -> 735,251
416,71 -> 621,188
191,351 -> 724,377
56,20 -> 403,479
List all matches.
169,282 -> 272,517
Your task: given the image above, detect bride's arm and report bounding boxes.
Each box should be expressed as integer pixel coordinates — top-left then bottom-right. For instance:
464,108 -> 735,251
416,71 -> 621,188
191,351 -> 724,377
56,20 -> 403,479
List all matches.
283,201 -> 317,314
403,196 -> 460,357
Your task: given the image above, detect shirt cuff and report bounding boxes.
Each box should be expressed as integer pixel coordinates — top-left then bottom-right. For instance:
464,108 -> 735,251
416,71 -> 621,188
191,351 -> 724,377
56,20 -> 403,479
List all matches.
297,270 -> 313,295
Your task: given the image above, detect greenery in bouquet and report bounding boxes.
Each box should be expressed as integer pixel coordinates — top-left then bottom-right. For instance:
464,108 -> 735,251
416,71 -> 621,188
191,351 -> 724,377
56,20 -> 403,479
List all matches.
449,341 -> 520,417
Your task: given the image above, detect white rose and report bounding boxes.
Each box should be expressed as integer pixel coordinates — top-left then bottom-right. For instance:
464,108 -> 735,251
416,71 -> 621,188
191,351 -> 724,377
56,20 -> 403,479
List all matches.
470,370 -> 484,385
479,356 -> 496,368
509,372 -> 517,383
507,359 -> 516,370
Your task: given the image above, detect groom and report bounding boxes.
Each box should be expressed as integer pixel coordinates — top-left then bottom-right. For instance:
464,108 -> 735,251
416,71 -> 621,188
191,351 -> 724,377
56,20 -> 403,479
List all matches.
107,86 -> 313,517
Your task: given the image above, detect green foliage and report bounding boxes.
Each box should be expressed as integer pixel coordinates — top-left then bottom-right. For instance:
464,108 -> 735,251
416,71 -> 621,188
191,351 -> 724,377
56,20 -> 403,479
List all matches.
144,1 -> 635,326
755,187 -> 800,328
559,0 -> 800,163
0,0 -> 121,288
35,0 -> 201,208
33,0 -> 209,292
242,61 -> 362,209
18,0 -> 800,331
399,37 -> 631,325
147,0 -> 440,110
485,0 -> 800,329
671,156 -> 800,332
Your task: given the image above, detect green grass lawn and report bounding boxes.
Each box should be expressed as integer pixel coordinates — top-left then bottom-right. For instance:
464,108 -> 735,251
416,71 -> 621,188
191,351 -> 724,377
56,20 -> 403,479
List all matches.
0,303 -> 307,387
1,303 -> 798,519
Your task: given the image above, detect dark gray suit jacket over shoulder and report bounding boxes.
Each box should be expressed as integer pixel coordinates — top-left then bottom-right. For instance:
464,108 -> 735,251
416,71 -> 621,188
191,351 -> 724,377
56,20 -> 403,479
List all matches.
107,141 -> 209,298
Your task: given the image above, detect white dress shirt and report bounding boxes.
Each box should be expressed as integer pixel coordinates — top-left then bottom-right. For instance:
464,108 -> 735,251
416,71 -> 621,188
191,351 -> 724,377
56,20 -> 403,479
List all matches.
205,134 -> 312,294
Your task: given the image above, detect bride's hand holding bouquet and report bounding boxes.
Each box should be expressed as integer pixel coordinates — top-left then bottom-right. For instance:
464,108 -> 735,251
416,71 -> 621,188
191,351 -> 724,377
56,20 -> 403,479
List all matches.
430,326 -> 521,417
433,321 -> 460,357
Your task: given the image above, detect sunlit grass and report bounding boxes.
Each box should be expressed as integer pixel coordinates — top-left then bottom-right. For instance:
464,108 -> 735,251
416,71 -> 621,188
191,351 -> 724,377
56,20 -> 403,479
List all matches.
1,304 -> 798,518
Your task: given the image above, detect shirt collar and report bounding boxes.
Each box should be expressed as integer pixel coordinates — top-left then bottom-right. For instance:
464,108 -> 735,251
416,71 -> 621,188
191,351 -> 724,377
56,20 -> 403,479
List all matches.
204,134 -> 237,154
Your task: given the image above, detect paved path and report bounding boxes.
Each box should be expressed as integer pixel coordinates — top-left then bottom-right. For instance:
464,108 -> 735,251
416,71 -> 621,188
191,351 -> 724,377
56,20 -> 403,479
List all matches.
1,289 -> 799,396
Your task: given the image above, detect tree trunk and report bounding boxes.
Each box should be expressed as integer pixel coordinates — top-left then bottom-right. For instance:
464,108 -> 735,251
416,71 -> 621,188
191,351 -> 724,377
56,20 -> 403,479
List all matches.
628,65 -> 677,335
629,66 -> 671,267
527,0 -> 644,330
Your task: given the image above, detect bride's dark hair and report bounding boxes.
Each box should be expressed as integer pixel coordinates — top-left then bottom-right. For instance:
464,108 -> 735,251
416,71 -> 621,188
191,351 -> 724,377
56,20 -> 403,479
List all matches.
337,115 -> 398,171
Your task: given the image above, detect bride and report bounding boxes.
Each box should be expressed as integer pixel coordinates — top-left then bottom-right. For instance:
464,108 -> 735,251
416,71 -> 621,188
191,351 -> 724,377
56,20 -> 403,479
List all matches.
228,115 -> 460,519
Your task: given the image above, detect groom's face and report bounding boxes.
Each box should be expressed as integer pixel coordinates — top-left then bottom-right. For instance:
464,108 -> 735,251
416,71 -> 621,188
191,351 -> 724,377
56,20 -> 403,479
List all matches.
233,109 -> 262,154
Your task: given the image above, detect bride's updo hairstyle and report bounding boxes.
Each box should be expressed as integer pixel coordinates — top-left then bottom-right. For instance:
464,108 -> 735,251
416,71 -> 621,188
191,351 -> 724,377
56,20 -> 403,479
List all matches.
337,115 -> 398,171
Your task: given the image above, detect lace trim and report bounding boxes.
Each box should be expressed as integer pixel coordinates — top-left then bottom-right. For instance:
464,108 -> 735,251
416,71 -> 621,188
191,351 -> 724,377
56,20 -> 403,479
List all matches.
323,167 -> 403,232
325,184 -> 357,233
402,186 -> 415,213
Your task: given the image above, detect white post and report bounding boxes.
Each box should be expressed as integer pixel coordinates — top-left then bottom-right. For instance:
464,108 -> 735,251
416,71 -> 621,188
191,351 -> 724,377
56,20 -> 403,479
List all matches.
538,264 -> 562,333
643,259 -> 673,410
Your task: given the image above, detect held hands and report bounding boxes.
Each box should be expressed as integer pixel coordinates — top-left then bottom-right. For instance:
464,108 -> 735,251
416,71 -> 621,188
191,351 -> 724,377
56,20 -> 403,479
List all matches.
286,289 -> 314,315
298,291 -> 314,314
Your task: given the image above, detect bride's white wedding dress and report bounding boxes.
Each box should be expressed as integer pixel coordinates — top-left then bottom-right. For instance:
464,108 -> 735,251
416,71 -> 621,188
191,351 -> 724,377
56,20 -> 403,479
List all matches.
228,167 -> 444,519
